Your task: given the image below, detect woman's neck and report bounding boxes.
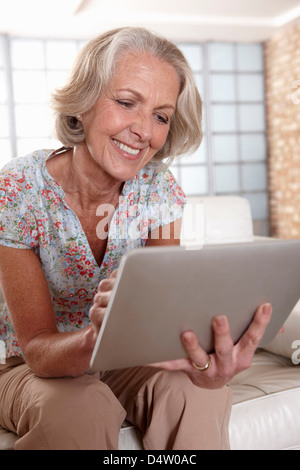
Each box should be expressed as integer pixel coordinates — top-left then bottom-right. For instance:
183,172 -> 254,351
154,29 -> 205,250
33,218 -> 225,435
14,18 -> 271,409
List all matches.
47,147 -> 123,213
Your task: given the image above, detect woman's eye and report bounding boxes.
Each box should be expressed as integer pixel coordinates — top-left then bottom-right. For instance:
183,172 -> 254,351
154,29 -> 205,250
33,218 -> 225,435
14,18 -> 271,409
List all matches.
116,100 -> 134,108
116,99 -> 169,125
156,114 -> 169,125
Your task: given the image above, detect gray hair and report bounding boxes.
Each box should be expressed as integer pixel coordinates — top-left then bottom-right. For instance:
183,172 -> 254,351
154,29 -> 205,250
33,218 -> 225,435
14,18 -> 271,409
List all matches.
51,27 -> 202,168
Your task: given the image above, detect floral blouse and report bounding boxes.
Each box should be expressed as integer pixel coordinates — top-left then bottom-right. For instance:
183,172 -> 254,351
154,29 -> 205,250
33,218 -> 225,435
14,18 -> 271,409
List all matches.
0,148 -> 186,359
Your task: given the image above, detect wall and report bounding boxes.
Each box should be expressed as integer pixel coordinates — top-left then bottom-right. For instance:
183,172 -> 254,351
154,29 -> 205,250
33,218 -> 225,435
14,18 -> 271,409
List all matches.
264,19 -> 300,238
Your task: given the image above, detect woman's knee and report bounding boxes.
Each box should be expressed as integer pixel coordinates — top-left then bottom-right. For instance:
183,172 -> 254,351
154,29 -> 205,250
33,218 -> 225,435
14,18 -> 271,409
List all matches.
148,369 -> 196,403
140,369 -> 232,450
16,373 -> 126,449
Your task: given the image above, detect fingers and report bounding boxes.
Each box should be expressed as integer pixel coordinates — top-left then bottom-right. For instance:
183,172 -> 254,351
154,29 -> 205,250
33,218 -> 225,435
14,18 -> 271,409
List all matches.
181,330 -> 210,369
236,303 -> 272,369
240,303 -> 272,348
89,269 -> 119,334
181,303 -> 272,384
182,316 -> 233,368
154,303 -> 273,391
180,330 -> 231,389
89,298 -> 106,333
211,315 -> 234,375
97,268 -> 118,293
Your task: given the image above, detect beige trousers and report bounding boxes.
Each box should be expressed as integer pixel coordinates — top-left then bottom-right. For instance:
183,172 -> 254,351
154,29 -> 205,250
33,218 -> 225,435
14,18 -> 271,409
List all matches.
0,358 -> 232,450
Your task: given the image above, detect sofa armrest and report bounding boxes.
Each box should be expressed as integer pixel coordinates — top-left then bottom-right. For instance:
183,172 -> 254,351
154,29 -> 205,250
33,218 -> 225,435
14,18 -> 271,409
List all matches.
262,301 -> 300,363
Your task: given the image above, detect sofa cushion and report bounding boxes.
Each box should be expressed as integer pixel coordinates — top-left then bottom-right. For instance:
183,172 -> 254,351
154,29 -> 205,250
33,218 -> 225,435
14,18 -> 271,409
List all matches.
229,349 -> 300,450
119,422 -> 143,450
0,426 -> 18,450
181,196 -> 254,247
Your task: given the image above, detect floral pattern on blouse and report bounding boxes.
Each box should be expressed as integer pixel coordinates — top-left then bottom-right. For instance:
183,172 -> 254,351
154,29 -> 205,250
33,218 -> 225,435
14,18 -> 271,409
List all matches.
0,148 -> 186,358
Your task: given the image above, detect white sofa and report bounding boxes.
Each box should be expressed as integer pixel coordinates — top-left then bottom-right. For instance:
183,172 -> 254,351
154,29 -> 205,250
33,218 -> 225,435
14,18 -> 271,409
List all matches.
1,196 -> 300,450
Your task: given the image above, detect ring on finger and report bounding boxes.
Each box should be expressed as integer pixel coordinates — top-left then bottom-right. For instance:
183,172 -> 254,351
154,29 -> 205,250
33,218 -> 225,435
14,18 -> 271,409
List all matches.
192,355 -> 212,371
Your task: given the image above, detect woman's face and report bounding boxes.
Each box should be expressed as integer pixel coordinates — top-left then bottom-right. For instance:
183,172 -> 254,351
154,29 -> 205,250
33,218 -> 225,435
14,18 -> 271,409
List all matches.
79,51 -> 180,182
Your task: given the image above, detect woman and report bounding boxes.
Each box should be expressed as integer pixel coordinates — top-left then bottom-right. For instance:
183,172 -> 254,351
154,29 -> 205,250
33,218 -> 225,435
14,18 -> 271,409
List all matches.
0,27 -> 272,450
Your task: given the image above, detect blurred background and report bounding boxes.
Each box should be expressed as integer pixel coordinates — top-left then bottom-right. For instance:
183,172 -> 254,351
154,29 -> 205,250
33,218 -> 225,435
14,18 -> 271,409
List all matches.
0,0 -> 300,237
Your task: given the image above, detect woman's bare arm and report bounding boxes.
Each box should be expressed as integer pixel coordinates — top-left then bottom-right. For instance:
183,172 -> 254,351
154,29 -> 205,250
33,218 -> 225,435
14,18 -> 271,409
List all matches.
0,245 -> 96,378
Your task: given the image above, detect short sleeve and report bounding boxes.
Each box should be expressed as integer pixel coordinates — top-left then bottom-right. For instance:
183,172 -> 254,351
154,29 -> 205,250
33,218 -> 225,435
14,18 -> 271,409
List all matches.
0,173 -> 38,250
147,168 -> 186,229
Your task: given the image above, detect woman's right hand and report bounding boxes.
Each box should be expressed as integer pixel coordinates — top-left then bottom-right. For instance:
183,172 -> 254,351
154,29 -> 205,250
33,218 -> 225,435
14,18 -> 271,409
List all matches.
89,269 -> 118,337
150,303 -> 273,389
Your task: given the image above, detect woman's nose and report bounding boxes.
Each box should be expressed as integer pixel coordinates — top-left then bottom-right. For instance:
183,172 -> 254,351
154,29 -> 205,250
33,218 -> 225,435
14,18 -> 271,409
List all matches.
130,111 -> 153,142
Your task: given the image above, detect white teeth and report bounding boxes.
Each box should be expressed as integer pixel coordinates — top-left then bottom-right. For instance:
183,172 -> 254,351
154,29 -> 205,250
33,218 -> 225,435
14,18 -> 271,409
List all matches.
113,139 -> 140,156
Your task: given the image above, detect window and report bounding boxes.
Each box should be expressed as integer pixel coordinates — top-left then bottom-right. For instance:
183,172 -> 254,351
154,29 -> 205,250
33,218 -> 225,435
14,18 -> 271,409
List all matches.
172,42 -> 268,234
0,36 -> 269,234
8,37 -> 84,157
0,36 -> 12,167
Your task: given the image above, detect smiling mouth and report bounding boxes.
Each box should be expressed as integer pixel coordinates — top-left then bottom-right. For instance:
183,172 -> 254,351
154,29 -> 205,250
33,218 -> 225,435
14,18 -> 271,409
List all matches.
112,139 -> 141,156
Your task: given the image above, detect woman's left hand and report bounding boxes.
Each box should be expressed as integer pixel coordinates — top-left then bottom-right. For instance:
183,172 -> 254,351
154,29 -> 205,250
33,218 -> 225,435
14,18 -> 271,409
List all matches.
151,303 -> 272,389
89,269 -> 118,337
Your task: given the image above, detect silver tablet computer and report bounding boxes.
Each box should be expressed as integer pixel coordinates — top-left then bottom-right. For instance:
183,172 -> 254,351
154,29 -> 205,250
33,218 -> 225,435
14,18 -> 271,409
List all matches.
89,239 -> 300,372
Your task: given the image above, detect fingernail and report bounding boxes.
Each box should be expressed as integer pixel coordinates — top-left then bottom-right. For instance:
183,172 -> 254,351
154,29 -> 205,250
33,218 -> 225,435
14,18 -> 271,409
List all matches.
262,303 -> 272,315
182,331 -> 193,345
213,314 -> 226,327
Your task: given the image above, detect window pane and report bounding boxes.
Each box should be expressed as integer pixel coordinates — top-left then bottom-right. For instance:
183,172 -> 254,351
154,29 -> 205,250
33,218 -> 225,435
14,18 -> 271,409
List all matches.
238,75 -> 264,102
46,70 -> 69,95
213,135 -> 238,162
0,105 -> 9,137
236,44 -> 263,72
0,70 -> 7,103
13,71 -> 48,103
15,105 -> 51,137
0,37 -> 4,67
0,139 -> 12,167
11,40 -> 45,69
245,193 -> 268,220
182,140 -> 206,165
181,166 -> 207,196
210,74 -> 235,102
211,105 -> 237,132
239,104 -> 265,132
242,163 -> 267,191
170,165 -> 179,182
208,43 -> 234,71
79,40 -> 88,50
16,138 -> 58,157
46,41 -> 78,69
240,134 -> 266,161
214,164 -> 240,193
194,72 -> 204,98
201,105 -> 207,133
178,44 -> 203,71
